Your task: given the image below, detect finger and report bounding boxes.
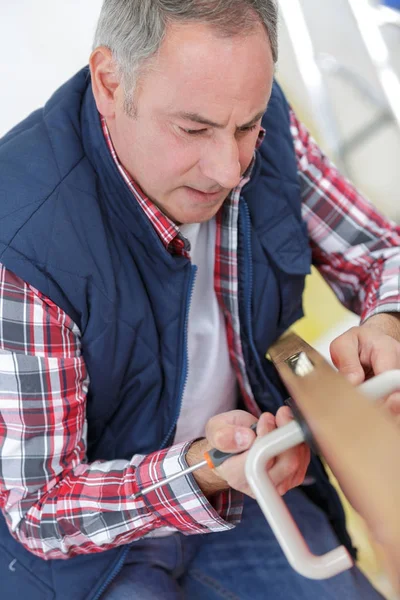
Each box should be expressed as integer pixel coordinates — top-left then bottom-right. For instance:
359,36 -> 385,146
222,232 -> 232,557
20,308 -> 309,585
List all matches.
275,405 -> 294,428
205,411 -> 257,453
330,328 -> 365,385
206,409 -> 258,430
207,424 -> 256,453
214,414 -> 277,491
256,412 -> 276,437
368,337 -> 400,376
268,442 -> 310,496
215,449 -> 256,498
382,392 -> 400,417
268,407 -> 310,495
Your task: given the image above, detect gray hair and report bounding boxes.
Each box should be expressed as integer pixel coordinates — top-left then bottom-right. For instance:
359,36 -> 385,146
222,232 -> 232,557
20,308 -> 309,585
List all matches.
93,0 -> 278,110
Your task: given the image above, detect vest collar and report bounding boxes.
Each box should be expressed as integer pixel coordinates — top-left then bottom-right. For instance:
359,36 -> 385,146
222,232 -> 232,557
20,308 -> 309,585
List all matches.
80,72 -> 185,269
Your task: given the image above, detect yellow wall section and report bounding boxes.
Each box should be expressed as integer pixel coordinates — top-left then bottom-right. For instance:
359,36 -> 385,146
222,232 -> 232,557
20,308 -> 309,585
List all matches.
292,267 -> 352,343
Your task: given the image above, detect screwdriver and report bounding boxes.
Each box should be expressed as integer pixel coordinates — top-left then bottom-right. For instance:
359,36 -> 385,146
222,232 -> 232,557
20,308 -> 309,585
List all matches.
132,422 -> 258,499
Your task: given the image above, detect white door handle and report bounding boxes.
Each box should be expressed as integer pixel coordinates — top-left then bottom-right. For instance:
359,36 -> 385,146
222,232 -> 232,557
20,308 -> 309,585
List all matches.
245,370 -> 400,579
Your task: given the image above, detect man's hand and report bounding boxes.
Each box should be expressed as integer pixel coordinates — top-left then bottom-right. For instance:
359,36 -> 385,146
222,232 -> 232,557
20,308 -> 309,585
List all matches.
330,312 -> 400,419
186,409 -> 310,499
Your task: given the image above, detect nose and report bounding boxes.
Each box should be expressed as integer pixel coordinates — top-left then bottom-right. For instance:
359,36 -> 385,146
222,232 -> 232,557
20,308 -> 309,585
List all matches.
200,136 -> 241,190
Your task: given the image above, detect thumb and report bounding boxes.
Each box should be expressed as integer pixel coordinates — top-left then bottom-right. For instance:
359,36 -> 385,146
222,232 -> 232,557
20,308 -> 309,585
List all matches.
368,337 -> 400,376
330,329 -> 365,385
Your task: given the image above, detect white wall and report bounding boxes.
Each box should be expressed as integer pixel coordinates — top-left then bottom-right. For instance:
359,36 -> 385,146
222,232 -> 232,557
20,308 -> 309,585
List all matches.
277,0 -> 400,220
0,1 -> 102,136
1,1 -> 398,221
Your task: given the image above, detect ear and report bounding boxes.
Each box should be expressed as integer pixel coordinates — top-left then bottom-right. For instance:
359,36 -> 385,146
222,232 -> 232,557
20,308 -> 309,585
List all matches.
89,46 -> 121,118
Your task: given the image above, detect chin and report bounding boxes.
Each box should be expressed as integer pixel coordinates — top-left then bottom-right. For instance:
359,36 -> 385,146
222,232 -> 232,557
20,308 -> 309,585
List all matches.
161,188 -> 229,224
179,203 -> 224,225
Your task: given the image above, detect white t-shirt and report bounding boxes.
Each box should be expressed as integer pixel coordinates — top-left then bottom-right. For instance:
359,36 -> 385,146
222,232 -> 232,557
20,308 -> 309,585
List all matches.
174,218 -> 237,444
148,218 -> 238,538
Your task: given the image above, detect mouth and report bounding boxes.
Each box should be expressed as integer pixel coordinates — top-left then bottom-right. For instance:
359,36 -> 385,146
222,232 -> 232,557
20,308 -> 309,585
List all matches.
184,186 -> 224,202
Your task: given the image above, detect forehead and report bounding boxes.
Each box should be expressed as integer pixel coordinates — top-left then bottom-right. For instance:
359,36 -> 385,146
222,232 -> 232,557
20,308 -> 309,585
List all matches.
138,21 -> 274,117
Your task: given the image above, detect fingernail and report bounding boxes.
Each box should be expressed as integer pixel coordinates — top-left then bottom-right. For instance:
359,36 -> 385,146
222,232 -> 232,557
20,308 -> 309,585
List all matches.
235,430 -> 251,449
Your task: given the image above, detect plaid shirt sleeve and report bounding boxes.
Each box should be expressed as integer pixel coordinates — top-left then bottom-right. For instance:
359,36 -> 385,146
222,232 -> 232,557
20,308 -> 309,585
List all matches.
291,110 -> 400,321
0,265 -> 241,560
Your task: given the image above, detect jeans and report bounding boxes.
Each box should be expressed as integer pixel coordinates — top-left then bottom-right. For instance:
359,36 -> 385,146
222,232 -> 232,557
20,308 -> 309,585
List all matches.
103,489 -> 385,599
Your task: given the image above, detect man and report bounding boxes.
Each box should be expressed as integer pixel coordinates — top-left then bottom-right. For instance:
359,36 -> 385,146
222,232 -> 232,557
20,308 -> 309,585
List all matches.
0,1 -> 399,598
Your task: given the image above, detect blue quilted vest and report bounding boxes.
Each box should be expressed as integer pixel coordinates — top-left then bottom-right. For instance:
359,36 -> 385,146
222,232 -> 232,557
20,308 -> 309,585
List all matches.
0,68 -> 354,599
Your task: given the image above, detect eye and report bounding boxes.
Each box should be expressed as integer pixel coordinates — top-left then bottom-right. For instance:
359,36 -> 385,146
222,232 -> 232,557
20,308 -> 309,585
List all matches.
237,124 -> 258,135
180,127 -> 208,136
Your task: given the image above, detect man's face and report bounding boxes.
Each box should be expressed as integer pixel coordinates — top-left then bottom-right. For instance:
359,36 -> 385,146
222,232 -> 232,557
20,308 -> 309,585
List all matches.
107,21 -> 274,224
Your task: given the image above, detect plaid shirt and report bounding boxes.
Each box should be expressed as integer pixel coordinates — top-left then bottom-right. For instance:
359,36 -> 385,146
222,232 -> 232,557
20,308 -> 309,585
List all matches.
1,110 -> 400,559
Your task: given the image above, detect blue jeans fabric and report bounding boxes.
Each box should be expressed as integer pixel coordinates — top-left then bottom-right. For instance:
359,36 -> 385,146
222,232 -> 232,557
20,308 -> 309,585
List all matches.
103,489 -> 385,600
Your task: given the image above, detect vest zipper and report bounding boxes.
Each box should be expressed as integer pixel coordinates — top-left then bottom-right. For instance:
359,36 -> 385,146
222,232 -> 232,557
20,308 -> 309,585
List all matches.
91,546 -> 130,600
161,264 -> 197,448
91,266 -> 197,599
239,200 -> 267,391
240,200 -> 253,338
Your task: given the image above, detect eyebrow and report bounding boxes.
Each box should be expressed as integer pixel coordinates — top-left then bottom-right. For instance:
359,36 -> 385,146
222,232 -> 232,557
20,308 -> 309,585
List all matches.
172,108 -> 267,130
